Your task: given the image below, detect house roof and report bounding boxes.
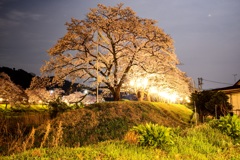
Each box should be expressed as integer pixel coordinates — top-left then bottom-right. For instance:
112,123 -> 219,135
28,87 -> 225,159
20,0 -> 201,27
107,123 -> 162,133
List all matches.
234,79 -> 240,86
212,79 -> 240,94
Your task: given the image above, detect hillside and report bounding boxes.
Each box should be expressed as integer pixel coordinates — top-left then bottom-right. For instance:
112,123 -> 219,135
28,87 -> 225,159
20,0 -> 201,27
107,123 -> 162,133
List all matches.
37,101 -> 193,147
4,101 -> 240,160
0,67 -> 34,89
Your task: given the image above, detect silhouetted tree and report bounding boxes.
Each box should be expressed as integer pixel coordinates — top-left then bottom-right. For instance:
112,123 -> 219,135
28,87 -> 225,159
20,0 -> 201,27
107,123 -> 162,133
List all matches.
190,90 -> 232,122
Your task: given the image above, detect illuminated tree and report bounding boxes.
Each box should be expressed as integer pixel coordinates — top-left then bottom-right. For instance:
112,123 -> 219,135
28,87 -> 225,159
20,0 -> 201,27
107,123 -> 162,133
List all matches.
26,76 -> 64,104
42,3 -> 182,101
62,91 -> 86,104
0,72 -> 28,107
126,67 -> 191,102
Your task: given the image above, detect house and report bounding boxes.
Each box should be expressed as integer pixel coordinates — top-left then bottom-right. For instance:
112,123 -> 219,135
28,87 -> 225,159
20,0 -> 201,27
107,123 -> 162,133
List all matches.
213,80 -> 240,115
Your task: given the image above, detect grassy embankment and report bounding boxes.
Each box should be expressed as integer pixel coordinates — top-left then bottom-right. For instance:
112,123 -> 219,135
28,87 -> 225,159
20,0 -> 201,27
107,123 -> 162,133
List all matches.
0,104 -> 48,113
1,101 -> 240,159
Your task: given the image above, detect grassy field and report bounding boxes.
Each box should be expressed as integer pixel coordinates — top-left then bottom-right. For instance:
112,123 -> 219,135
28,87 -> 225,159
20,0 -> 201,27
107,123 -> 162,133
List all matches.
3,125 -> 240,160
0,104 -> 49,113
1,101 -> 240,159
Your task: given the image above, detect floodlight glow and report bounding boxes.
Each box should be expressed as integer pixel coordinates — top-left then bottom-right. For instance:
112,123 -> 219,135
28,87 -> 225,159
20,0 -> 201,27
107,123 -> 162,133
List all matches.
84,90 -> 88,94
149,87 -> 157,94
142,78 -> 148,88
130,80 -> 135,86
49,90 -> 54,95
136,79 -> 142,88
185,96 -> 191,103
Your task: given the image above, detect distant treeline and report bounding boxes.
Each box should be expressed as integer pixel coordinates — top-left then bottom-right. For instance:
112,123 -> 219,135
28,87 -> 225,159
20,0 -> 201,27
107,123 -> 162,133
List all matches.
0,67 -> 34,89
0,67 -> 84,94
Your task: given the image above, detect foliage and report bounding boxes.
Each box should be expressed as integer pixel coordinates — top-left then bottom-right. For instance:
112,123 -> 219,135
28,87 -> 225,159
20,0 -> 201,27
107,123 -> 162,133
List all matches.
167,124 -> 236,159
130,123 -> 174,149
190,90 -> 232,122
209,114 -> 240,143
0,101 -> 193,156
0,72 -> 28,107
26,88 -> 51,104
41,3 -> 183,101
2,125 -> 240,160
2,101 -> 240,159
48,98 -> 71,118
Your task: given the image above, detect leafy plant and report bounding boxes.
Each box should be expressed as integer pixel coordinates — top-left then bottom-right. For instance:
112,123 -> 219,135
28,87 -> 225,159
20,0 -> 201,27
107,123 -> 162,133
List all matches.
130,123 -> 174,149
209,114 -> 240,143
48,98 -> 70,118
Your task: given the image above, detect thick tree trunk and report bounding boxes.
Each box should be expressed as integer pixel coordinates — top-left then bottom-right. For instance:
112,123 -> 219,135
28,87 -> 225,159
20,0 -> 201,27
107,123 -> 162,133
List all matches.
199,110 -> 204,123
137,90 -> 144,101
113,87 -> 121,101
147,93 -> 151,102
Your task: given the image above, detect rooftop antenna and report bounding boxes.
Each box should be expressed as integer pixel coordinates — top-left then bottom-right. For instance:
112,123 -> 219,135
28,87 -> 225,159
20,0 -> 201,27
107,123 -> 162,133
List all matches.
233,74 -> 237,83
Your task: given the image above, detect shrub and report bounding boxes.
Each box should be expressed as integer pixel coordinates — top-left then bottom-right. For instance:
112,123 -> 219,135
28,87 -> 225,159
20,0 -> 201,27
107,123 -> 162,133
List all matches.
209,114 -> 240,143
48,98 -> 70,118
129,123 -> 174,149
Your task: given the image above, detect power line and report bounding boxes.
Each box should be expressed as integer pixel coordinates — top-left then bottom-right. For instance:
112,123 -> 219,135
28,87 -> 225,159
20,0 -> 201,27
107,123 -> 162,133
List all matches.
202,78 -> 232,85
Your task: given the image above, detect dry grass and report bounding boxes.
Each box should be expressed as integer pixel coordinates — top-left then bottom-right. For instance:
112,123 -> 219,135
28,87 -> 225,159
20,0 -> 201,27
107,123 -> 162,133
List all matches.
0,118 -> 63,156
40,121 -> 51,148
0,101 -> 192,156
39,101 -> 192,147
124,131 -> 139,144
22,127 -> 35,151
2,124 -> 36,155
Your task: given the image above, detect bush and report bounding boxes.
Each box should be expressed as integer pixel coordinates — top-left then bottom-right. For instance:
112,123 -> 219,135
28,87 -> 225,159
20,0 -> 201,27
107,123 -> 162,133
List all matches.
48,98 -> 71,118
129,123 -> 174,149
209,114 -> 240,143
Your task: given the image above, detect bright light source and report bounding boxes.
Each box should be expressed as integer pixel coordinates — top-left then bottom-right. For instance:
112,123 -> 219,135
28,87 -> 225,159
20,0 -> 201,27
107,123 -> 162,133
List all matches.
130,77 -> 148,89
130,80 -> 135,86
157,90 -> 180,103
142,78 -> 148,88
149,87 -> 157,94
136,79 -> 142,88
0,98 -> 3,102
84,90 -> 88,94
49,90 -> 54,95
185,96 -> 191,103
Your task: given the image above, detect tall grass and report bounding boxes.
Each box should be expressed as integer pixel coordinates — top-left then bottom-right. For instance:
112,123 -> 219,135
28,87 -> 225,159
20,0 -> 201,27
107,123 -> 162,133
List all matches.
0,117 -> 63,156
6,101 -> 240,159
2,124 -> 240,160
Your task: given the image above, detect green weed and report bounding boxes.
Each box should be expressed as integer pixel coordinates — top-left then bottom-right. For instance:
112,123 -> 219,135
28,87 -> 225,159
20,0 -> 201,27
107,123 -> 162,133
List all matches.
130,123 -> 174,149
209,114 -> 240,143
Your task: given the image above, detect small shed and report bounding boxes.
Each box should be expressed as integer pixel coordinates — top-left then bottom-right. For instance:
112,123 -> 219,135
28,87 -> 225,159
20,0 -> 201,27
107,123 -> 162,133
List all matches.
213,80 -> 240,115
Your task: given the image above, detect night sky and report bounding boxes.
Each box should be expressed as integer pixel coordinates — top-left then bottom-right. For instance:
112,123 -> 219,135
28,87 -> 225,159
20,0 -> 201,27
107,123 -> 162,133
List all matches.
0,0 -> 239,90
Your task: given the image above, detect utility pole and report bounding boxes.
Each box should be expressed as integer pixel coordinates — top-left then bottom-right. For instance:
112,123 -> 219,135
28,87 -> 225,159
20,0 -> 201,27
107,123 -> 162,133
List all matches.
198,77 -> 203,91
96,29 -> 99,103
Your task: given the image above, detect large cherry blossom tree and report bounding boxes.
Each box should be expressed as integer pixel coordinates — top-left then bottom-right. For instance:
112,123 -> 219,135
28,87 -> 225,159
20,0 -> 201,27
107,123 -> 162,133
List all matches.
41,3 -> 186,101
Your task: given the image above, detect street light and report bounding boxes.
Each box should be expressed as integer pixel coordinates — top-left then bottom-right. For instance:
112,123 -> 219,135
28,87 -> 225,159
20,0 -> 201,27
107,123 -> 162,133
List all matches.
84,90 -> 88,95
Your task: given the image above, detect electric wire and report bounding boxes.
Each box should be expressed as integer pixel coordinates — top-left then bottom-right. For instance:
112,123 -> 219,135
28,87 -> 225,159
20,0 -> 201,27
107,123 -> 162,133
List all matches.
202,78 -> 232,85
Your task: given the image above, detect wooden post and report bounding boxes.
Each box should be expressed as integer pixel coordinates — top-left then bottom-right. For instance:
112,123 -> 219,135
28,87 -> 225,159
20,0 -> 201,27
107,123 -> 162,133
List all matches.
194,101 -> 198,125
